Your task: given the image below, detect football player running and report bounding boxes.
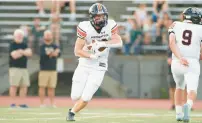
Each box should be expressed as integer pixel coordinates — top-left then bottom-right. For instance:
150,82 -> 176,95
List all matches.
66,3 -> 122,121
169,7 -> 202,122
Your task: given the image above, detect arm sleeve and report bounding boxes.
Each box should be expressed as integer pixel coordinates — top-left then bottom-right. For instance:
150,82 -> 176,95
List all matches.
168,22 -> 176,35
110,20 -> 118,35
77,22 -> 87,39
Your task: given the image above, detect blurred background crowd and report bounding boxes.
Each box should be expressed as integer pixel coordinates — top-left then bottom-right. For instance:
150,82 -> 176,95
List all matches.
1,0 -> 202,107
0,0 -> 182,56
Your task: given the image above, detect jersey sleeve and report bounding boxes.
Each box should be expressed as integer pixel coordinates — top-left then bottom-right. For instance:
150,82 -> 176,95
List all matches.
168,21 -> 177,35
110,20 -> 118,35
77,22 -> 87,39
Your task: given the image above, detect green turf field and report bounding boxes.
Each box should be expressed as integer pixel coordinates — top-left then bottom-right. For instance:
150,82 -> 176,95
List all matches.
0,107 -> 202,123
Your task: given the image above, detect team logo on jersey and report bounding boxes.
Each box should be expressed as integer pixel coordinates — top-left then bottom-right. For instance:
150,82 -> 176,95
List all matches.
91,31 -> 109,39
45,47 -> 54,53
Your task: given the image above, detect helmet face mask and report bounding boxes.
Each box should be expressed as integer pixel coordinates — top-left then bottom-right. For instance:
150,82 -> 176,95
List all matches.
92,14 -> 108,28
89,3 -> 108,31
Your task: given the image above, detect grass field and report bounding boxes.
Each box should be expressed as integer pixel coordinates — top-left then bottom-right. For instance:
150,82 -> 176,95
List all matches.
0,107 -> 202,123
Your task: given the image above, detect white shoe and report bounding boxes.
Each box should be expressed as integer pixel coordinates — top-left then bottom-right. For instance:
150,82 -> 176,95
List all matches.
183,103 -> 190,122
176,113 -> 183,121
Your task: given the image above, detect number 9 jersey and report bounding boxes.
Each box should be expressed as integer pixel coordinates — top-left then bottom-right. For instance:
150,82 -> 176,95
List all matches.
168,21 -> 202,60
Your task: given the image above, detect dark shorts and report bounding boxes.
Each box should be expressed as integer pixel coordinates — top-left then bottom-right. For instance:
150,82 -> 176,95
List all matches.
167,74 -> 176,88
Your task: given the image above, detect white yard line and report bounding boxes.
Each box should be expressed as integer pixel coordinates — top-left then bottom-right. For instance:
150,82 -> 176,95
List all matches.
15,112 -> 61,115
82,112 -> 156,116
0,117 -> 64,121
0,115 -> 145,121
1,112 -> 202,121
82,112 -> 202,117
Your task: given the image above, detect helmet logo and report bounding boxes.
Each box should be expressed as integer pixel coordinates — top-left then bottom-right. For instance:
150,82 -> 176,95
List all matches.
97,3 -> 103,12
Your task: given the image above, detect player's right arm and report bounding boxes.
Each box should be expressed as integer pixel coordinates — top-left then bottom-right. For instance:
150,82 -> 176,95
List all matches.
168,22 -> 189,66
75,22 -> 99,59
74,38 -> 90,58
74,38 -> 98,59
169,33 -> 182,59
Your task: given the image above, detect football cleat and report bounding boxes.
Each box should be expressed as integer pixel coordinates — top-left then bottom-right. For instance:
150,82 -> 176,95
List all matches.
183,104 -> 190,123
66,109 -> 75,121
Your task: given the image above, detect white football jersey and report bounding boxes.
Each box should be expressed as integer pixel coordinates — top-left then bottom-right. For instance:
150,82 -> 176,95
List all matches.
76,19 -> 118,70
169,21 -> 202,60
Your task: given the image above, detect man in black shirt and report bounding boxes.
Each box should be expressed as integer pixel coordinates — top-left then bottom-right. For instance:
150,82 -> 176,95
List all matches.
38,30 -> 60,107
167,48 -> 176,110
9,29 -> 32,108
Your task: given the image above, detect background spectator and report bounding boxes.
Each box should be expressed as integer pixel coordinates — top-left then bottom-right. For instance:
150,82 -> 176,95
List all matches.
161,12 -> 172,45
49,14 -> 63,47
124,20 -> 142,55
133,4 -> 148,29
30,17 -> 46,54
60,0 -> 76,21
38,30 -> 60,108
142,17 -> 155,45
9,29 -> 32,108
119,18 -> 134,55
36,0 -> 76,21
36,0 -> 46,16
152,0 -> 169,22
167,47 -> 175,110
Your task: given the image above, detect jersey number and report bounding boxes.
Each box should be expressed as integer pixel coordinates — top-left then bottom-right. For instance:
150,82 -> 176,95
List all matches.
182,30 -> 192,46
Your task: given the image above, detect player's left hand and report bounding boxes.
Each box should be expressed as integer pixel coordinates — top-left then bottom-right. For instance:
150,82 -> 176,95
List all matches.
180,57 -> 189,66
89,54 -> 99,60
167,58 -> 172,65
92,39 -> 107,49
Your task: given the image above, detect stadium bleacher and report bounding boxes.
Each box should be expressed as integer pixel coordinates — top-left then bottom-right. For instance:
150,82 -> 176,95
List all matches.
1,0 -> 201,53
0,0 -> 96,53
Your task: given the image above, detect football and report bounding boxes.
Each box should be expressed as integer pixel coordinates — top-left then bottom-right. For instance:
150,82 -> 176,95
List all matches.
87,40 -> 107,52
87,45 -> 106,52
98,39 -> 108,51
98,47 -> 107,52
87,45 -> 92,50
